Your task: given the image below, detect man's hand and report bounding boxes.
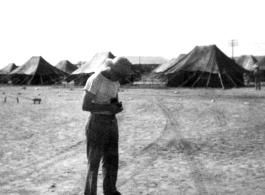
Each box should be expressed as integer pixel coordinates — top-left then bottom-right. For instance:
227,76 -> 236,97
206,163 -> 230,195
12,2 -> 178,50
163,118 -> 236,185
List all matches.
83,90 -> 123,114
109,103 -> 123,114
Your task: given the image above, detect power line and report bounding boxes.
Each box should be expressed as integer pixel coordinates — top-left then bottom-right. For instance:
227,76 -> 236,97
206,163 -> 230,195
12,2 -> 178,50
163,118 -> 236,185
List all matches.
228,39 -> 238,59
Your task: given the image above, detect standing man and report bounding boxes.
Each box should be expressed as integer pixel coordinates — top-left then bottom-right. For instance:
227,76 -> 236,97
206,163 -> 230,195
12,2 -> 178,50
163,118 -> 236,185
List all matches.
253,66 -> 261,90
82,57 -> 132,195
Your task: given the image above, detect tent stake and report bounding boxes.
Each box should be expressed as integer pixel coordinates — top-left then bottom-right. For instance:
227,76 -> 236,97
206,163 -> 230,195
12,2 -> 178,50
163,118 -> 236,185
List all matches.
229,73 -> 246,86
225,73 -> 237,87
40,75 -> 44,85
206,72 -> 212,88
218,73 -> 225,89
192,71 -> 205,88
28,75 -> 35,85
178,72 -> 197,88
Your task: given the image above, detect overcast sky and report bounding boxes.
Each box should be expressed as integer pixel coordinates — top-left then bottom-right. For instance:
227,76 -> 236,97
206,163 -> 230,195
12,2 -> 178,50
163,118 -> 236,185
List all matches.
1,0 -> 265,68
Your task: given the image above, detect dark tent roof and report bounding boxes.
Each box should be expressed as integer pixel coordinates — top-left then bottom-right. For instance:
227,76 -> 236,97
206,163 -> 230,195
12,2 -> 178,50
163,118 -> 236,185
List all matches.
153,54 -> 186,74
255,56 -> 265,70
55,60 -> 78,74
160,45 -> 249,88
236,55 -> 258,71
2,63 -> 18,73
10,56 -> 67,85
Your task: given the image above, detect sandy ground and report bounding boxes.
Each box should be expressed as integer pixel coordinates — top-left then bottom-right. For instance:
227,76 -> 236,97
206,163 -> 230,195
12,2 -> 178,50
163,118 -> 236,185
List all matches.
0,85 -> 265,195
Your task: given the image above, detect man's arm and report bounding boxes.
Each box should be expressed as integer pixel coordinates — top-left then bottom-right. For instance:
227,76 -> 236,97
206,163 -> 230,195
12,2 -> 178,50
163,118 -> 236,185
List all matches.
82,90 -> 123,114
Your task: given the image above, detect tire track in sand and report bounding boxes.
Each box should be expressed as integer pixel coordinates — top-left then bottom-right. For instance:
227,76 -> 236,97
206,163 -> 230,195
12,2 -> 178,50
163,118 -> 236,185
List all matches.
0,140 -> 86,186
156,101 -> 209,195
117,100 -> 168,188
118,99 -> 208,195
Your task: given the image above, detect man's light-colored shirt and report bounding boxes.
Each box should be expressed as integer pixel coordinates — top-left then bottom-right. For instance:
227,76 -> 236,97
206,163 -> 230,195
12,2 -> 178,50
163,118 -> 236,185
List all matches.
84,71 -> 120,115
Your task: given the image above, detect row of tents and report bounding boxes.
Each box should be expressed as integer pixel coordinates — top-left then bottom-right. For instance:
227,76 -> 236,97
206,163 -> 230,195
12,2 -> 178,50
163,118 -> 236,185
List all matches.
0,58 -> 78,85
1,45 -> 265,88
0,52 -> 164,86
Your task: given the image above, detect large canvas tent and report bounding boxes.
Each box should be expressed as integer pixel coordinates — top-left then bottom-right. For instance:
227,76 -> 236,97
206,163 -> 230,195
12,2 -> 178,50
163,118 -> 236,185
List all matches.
66,52 -> 115,85
236,55 -> 258,71
10,56 -> 67,85
1,63 -> 18,73
254,56 -> 265,62
1,63 -> 18,83
255,56 -> 265,70
0,70 -> 8,83
55,60 -> 78,75
158,45 -> 249,88
254,56 -> 265,81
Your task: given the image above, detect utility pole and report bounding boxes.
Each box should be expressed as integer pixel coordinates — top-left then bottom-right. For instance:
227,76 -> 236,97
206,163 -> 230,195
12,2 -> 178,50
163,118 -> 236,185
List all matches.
228,39 -> 238,59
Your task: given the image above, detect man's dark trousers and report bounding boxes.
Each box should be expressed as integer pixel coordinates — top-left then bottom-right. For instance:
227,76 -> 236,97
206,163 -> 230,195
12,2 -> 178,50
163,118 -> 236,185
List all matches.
84,114 -> 119,195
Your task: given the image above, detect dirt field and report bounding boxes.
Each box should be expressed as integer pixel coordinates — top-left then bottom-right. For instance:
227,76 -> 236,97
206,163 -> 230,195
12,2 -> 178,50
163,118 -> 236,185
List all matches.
0,85 -> 265,195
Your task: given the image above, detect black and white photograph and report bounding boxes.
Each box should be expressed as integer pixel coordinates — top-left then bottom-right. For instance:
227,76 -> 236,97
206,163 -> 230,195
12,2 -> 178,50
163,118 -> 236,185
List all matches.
0,0 -> 265,194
